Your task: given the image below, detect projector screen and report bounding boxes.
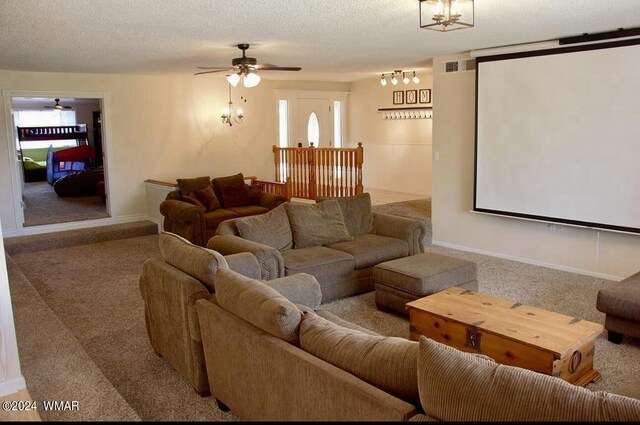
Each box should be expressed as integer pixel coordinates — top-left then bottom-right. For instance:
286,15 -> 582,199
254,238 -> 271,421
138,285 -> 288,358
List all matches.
474,39 -> 640,234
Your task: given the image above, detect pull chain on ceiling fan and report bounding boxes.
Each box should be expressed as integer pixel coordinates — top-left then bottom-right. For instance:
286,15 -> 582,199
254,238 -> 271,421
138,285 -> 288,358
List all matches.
195,44 -> 302,88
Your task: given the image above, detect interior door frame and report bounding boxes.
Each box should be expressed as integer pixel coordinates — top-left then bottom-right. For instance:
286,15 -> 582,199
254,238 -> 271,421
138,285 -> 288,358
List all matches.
2,90 -> 112,234
274,89 -> 350,148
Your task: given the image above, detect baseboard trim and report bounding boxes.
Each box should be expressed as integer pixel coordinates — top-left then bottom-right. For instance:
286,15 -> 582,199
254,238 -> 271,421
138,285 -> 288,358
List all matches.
0,377 -> 26,398
145,215 -> 163,232
431,240 -> 623,282
3,214 -> 151,238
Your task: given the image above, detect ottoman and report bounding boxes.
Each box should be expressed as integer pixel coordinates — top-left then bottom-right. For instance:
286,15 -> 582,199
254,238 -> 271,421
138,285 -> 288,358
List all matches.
596,270 -> 640,344
374,252 -> 478,315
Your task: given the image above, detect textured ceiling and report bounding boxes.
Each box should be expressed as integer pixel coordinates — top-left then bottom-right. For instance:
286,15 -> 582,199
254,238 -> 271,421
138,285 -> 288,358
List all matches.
1,0 -> 639,82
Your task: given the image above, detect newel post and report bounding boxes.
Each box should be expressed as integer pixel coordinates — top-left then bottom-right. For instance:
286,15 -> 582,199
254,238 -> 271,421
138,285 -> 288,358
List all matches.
272,145 -> 280,182
308,143 -> 317,200
355,142 -> 364,194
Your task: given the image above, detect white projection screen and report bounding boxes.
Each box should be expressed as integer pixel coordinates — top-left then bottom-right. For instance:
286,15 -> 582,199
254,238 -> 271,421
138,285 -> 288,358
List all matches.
474,39 -> 640,234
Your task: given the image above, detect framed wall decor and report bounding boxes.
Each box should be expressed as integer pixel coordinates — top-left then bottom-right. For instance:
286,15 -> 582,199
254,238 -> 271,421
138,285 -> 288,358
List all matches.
419,89 -> 431,104
406,90 -> 417,104
393,90 -> 404,105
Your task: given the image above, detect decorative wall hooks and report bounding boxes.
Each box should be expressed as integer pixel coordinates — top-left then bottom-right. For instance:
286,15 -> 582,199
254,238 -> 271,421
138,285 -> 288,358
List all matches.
378,107 -> 433,120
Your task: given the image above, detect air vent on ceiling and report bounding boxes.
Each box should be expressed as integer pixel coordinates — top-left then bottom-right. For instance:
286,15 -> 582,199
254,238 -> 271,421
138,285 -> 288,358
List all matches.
442,59 -> 476,74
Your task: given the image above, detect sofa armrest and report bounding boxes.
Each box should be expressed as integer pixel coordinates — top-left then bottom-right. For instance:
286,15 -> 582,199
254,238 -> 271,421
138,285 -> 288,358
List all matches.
265,273 -> 322,309
373,212 -> 427,256
258,191 -> 285,210
207,235 -> 284,280
160,199 -> 204,223
225,252 -> 262,280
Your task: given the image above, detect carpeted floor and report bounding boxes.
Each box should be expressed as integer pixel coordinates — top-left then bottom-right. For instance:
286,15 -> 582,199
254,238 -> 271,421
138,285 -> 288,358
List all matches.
5,207 -> 640,421
22,181 -> 109,227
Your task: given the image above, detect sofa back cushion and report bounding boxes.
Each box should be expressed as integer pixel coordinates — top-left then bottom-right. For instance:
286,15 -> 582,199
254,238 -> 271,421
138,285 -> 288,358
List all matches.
417,337 -> 640,422
214,268 -> 302,345
235,204 -> 293,251
158,231 -> 228,292
316,193 -> 374,236
211,173 -> 245,207
177,176 -> 211,195
285,200 -> 354,249
299,311 -> 419,405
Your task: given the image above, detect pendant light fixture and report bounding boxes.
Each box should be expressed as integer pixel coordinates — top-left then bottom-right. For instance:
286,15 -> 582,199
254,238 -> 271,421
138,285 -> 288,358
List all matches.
419,0 -> 474,32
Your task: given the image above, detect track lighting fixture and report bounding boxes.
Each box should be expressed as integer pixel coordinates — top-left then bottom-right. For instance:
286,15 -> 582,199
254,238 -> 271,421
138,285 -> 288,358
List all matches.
379,70 -> 421,87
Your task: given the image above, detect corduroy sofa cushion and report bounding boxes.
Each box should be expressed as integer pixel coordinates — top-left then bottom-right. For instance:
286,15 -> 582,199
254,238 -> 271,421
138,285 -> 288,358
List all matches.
285,200 -> 353,249
316,192 -> 374,236
299,311 -> 419,405
236,203 -> 293,251
214,268 -> 302,345
417,337 -> 640,422
158,231 -> 228,292
177,176 -> 211,195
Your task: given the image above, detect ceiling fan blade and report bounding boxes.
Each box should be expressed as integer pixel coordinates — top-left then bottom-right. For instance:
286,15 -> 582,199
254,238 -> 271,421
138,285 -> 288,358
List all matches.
259,66 -> 302,71
197,66 -> 236,70
194,69 -> 233,76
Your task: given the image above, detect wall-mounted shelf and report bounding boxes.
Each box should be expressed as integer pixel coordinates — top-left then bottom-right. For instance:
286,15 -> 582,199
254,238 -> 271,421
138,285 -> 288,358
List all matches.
377,106 -> 433,120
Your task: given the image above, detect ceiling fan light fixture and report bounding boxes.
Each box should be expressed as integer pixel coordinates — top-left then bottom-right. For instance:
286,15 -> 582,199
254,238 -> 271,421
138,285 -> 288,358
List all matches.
243,71 -> 261,88
226,73 -> 241,87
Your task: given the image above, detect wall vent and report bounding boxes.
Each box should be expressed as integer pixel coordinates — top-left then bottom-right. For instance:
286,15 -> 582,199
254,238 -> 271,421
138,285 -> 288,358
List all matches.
442,59 -> 476,74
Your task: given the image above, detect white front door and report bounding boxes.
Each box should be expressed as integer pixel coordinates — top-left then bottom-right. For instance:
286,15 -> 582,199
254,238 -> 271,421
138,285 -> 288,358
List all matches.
296,98 -> 331,147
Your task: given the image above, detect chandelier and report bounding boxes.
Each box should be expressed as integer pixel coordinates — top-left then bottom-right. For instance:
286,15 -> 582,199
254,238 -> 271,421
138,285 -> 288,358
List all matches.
419,0 -> 474,32
221,84 -> 245,127
380,70 -> 420,87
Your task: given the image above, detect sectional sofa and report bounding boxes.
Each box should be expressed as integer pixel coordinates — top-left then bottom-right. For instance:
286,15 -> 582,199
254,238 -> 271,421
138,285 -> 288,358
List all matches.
208,193 -> 428,301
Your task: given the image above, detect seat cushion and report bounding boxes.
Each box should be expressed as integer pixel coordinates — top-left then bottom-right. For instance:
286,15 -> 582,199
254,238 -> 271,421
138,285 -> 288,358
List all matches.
204,209 -> 239,230
596,271 -> 640,321
285,200 -> 353,248
158,231 -> 228,292
316,193 -> 374,236
327,234 -> 409,268
417,337 -> 640,422
300,311 -> 419,405
235,204 -> 293,251
282,246 -> 355,278
225,205 -> 269,217
214,268 -> 302,345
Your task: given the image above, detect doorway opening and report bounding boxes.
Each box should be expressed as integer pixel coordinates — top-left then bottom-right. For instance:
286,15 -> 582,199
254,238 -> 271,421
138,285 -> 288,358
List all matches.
9,96 -> 110,228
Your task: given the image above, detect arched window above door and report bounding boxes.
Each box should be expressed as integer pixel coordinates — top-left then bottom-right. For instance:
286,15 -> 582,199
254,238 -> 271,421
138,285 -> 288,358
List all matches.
307,112 -> 319,146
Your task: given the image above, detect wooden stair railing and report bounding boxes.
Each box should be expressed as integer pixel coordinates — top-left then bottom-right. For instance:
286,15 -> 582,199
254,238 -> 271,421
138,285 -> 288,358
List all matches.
273,143 -> 363,200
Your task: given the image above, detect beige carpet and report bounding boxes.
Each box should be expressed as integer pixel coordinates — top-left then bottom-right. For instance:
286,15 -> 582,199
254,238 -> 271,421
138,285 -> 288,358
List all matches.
6,216 -> 640,420
22,181 -> 109,227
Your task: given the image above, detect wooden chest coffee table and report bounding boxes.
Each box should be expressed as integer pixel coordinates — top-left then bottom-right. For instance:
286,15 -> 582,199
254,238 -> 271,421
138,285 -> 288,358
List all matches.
406,287 -> 604,386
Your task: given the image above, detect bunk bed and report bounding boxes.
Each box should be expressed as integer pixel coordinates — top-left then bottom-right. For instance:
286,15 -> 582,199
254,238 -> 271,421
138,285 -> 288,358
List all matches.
16,125 -> 94,183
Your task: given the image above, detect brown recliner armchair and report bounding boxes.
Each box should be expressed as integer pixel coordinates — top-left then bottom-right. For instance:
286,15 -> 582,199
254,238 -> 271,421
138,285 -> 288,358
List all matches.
160,173 -> 287,247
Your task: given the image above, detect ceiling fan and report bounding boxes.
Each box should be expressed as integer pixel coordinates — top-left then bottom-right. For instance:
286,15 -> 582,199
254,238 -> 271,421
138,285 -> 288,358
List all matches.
44,98 -> 73,111
195,43 -> 302,88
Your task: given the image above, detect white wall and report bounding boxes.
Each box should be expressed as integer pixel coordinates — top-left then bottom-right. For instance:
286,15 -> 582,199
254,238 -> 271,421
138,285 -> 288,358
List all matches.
432,53 -> 640,280
0,70 -> 349,233
0,217 -> 26,396
348,75 -> 432,196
